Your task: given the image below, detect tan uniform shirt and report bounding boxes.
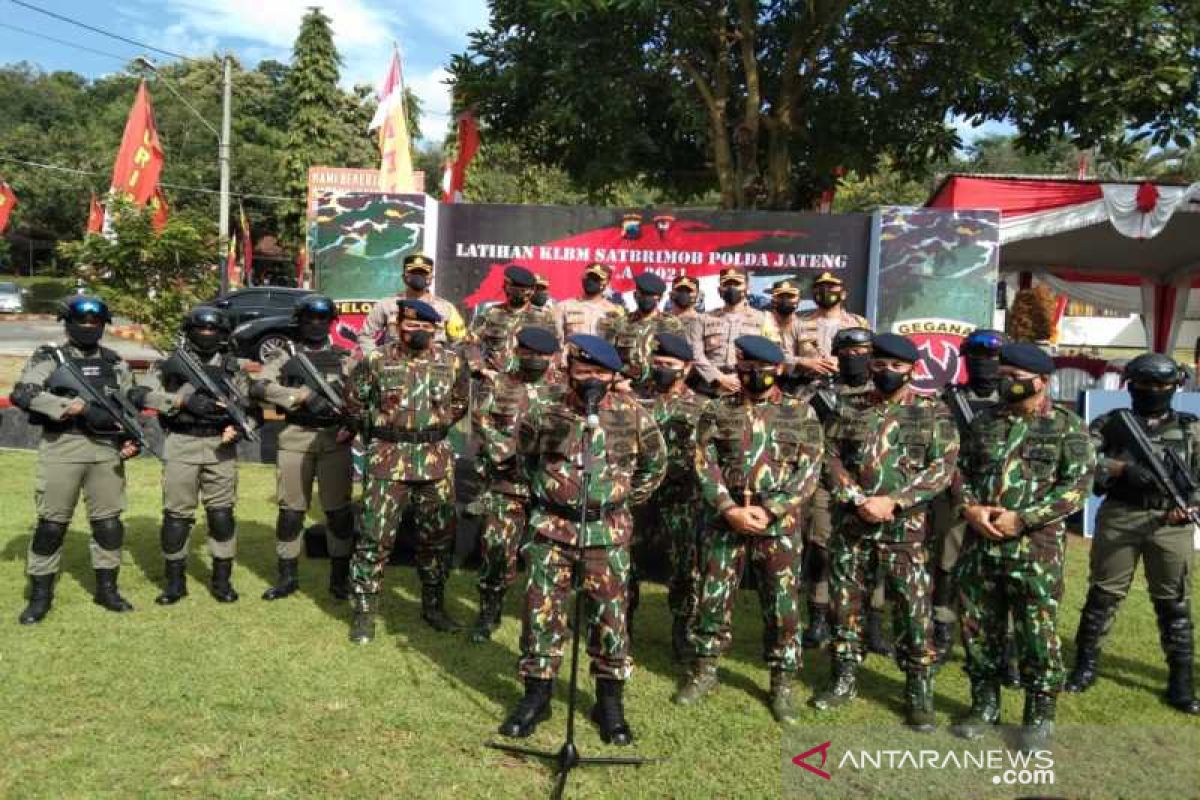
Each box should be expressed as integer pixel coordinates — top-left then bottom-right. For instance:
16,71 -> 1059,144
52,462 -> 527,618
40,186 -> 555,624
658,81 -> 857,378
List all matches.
357,293 -> 466,353
690,304 -> 780,384
794,308 -> 871,359
554,296 -> 626,342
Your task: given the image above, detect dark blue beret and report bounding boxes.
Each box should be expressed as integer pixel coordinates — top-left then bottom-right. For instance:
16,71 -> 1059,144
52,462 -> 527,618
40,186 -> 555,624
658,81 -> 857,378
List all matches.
654,332 -> 693,362
516,326 -> 559,355
567,334 -> 622,372
734,335 -> 785,365
1000,342 -> 1055,375
398,299 -> 442,324
505,265 -> 537,287
634,272 -> 667,295
872,332 -> 919,363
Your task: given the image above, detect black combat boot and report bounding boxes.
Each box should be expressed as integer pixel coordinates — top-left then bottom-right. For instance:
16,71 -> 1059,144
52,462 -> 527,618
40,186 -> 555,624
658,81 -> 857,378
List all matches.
865,608 -> 893,656
328,557 -> 351,600
349,596 -> 376,644
932,621 -> 954,666
904,671 -> 936,733
209,557 -> 239,603
672,657 -> 719,705
469,588 -> 505,643
18,573 -> 55,625
498,677 -> 553,738
671,615 -> 693,662
591,677 -> 634,745
769,670 -> 800,725
802,602 -> 831,649
1065,587 -> 1119,693
1154,598 -> 1200,715
262,558 -> 300,601
93,568 -> 133,612
951,679 -> 1001,740
811,660 -> 858,710
421,583 -> 463,633
1018,691 -> 1056,752
156,559 -> 188,605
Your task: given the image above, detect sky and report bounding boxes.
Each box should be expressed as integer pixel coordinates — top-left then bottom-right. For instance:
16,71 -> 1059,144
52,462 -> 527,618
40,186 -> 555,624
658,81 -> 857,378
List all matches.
0,0 -> 491,142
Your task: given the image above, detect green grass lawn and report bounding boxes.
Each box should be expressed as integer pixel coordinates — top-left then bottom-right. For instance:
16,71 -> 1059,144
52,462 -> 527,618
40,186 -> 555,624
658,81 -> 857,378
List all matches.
1,448 -> 1197,798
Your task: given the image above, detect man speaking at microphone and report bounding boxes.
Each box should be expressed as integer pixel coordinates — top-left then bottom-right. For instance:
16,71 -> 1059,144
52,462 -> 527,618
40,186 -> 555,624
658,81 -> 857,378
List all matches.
498,335 -> 666,746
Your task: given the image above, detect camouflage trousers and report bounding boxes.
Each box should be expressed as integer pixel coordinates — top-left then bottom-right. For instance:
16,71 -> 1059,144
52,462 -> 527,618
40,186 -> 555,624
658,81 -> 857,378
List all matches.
830,534 -> 935,672
518,535 -> 632,682
693,527 -> 801,672
957,541 -> 1065,692
477,491 -> 529,593
351,476 -> 455,607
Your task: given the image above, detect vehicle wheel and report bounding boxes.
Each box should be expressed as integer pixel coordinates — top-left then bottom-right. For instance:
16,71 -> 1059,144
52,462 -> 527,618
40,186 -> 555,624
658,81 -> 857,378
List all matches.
256,333 -> 291,362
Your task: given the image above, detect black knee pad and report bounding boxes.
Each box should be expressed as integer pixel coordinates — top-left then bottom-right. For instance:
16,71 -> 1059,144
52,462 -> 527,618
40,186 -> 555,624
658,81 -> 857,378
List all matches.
276,508 -> 306,542
90,517 -> 125,550
31,519 -> 68,556
325,505 -> 356,540
161,514 -> 193,556
205,507 -> 237,542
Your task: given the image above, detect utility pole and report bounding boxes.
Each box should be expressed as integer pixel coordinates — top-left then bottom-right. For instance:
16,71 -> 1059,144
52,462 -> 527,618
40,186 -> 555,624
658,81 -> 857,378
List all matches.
218,54 -> 233,296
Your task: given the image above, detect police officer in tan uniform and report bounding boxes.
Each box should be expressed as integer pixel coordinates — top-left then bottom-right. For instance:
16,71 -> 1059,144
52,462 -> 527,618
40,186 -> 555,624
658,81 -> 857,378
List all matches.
553,262 -> 626,344
689,268 -> 779,395
358,253 -> 466,353
792,272 -> 870,378
668,274 -> 703,342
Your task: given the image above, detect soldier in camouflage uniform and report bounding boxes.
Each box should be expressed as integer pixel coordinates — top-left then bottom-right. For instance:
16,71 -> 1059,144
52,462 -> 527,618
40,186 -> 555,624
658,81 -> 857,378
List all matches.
12,296 -> 142,624
812,333 -> 958,733
690,268 -> 780,396
605,272 -> 685,391
553,262 -> 626,345
466,265 -> 556,379
951,344 -> 1094,750
133,306 -> 256,605
358,253 -> 466,353
468,327 -> 564,643
631,332 -> 707,659
249,295 -> 357,602
1065,353 -> 1200,715
673,335 -> 824,724
345,299 -> 470,643
498,335 -> 666,745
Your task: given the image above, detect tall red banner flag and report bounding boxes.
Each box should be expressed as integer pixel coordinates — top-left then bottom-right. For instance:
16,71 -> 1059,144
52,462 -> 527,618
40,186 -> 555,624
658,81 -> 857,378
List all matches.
150,186 -> 169,232
86,192 -> 104,234
0,181 -> 16,233
442,110 -> 480,203
110,81 -> 164,206
225,237 -> 240,290
239,203 -> 253,285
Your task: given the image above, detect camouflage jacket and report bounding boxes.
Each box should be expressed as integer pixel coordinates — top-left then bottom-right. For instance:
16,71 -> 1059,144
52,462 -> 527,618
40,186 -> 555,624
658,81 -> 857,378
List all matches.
695,388 -> 824,536
1088,408 -> 1196,503
466,303 -> 557,375
346,342 -> 469,482
474,370 -> 565,497
606,311 -> 686,386
519,389 -> 666,547
954,397 -> 1094,555
825,388 -> 959,540
637,384 -> 708,488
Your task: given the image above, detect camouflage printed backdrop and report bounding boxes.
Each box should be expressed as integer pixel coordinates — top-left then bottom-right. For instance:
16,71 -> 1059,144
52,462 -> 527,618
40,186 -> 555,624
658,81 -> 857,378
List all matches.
872,208 -> 1001,391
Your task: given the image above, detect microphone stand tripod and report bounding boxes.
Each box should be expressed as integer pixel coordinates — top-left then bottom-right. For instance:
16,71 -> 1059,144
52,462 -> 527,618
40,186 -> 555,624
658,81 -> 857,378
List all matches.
487,401 -> 657,799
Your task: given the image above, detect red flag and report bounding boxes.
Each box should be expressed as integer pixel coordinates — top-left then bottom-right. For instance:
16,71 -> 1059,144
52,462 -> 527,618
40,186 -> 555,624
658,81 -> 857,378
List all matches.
296,245 -> 307,288
110,81 -> 164,206
225,236 -> 239,290
0,180 -> 17,234
239,203 -> 253,285
442,110 -> 480,203
150,186 -> 169,232
86,192 -> 104,234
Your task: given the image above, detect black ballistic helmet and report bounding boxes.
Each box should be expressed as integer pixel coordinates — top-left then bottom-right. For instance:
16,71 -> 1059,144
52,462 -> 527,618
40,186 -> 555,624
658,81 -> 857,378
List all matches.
292,294 -> 338,323
832,327 -> 873,353
962,328 -> 1006,356
1123,353 -> 1183,386
184,305 -> 231,353
58,295 -> 112,323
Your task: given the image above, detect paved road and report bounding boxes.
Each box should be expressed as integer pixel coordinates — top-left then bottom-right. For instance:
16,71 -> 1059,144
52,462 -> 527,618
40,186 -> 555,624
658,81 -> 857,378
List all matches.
0,318 -> 161,359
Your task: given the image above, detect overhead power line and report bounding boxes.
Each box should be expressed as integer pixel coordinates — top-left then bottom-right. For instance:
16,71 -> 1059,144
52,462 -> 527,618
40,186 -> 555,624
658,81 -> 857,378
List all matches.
0,21 -> 135,64
7,0 -> 192,61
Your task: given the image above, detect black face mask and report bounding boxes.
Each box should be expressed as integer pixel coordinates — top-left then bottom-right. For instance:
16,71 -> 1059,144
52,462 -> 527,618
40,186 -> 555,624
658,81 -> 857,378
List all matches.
814,290 -> 842,309
583,276 -> 605,296
636,294 -> 659,313
671,291 -> 695,309
999,376 -> 1039,403
531,290 -> 550,308
506,289 -> 532,308
651,366 -> 681,391
738,368 -> 776,395
404,330 -> 433,351
966,356 -> 1000,395
518,356 -> 551,381
720,287 -> 744,306
404,274 -> 429,292
774,302 -> 798,317
1131,387 -> 1175,417
572,376 -> 610,408
872,368 -> 910,395
299,319 -> 330,345
66,322 -> 103,349
188,329 -> 225,354
838,353 -> 871,387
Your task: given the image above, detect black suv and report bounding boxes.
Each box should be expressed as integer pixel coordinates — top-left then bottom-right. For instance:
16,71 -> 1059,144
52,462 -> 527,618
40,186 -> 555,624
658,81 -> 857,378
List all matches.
214,287 -> 312,362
